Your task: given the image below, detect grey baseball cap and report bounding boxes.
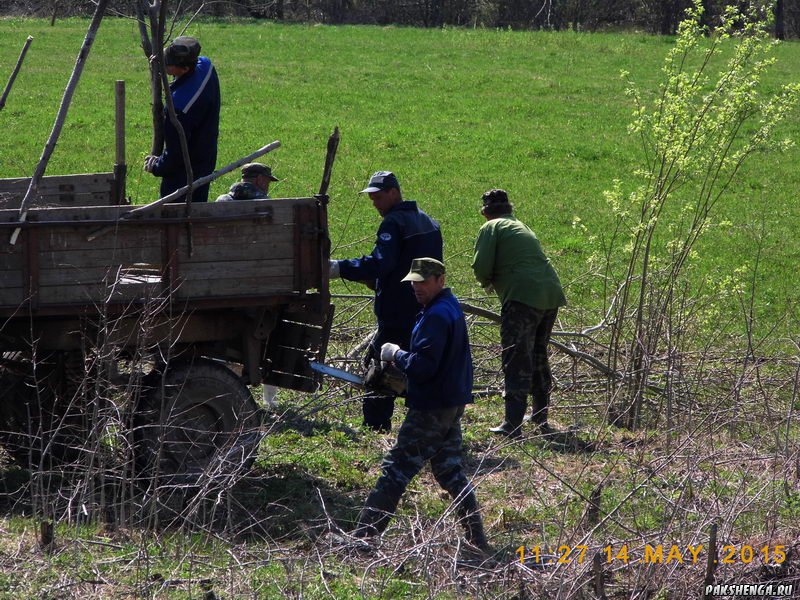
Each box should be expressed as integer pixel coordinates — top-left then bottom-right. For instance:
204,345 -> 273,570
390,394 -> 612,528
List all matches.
360,171 -> 400,194
401,257 -> 446,282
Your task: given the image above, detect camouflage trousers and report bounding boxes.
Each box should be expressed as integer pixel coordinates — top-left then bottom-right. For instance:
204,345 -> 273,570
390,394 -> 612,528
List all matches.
500,301 -> 559,425
372,406 -> 472,506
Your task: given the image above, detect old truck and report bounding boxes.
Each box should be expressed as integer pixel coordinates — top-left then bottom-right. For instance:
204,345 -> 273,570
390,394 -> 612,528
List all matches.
0,151 -> 334,476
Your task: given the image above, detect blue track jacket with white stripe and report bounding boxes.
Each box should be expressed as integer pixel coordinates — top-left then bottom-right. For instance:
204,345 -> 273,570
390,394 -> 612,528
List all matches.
152,56 -> 220,202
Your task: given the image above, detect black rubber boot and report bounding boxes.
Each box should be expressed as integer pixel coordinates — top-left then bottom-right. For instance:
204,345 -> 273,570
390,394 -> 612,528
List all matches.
454,491 -> 497,568
354,489 -> 401,538
489,397 -> 526,439
456,491 -> 489,551
524,396 -> 549,426
526,397 -> 558,437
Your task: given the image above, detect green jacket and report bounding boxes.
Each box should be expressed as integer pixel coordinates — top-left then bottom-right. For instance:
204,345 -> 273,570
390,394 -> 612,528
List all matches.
471,215 -> 567,310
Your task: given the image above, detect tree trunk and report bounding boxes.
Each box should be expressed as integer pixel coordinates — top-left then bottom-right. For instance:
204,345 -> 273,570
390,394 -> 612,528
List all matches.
135,0 -> 164,157
775,0 -> 786,40
660,1 -> 676,35
700,0 -> 717,31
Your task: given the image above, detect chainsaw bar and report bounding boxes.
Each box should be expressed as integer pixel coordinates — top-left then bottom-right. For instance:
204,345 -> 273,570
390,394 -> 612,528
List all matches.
309,361 -> 364,386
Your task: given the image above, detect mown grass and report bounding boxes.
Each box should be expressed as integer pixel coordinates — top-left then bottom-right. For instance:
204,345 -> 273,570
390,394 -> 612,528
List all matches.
1,17 -> 799,599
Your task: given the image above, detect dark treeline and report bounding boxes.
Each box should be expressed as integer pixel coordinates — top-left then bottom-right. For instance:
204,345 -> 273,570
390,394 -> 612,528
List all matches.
5,1 -> 800,38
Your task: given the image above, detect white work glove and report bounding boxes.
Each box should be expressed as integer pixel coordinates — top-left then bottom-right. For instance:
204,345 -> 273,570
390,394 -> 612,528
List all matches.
329,260 -> 340,278
380,342 -> 401,362
143,155 -> 159,173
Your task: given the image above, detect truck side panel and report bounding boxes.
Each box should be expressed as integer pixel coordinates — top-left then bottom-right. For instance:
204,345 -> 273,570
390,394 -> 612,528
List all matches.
0,198 -> 323,312
0,173 -> 123,208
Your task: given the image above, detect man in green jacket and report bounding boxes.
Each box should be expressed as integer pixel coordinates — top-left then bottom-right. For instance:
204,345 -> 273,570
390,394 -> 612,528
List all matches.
471,189 -> 567,438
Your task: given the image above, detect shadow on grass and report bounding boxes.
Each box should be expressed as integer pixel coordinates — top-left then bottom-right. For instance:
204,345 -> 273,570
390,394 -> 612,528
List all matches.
224,463 -> 363,542
264,405 -> 362,441
463,450 -> 521,473
0,461 -> 363,546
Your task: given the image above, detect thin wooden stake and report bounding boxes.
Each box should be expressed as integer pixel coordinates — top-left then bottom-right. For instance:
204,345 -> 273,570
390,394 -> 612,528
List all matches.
318,126 -> 340,197
702,523 -> 718,600
0,36 -> 34,112
134,0 -> 164,155
10,0 -> 110,245
592,552 -> 608,600
587,484 -> 602,526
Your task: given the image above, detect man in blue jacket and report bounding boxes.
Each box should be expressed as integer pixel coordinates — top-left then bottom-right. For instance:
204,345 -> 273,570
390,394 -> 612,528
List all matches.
330,171 -> 443,431
143,36 -> 221,203
353,258 -> 489,553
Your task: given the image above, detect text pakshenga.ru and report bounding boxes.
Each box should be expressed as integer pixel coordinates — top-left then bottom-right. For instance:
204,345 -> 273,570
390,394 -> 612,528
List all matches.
704,583 -> 795,597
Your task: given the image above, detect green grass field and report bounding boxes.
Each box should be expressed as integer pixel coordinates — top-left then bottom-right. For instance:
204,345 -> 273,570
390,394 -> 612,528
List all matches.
0,17 -> 799,599
1,17 -> 799,326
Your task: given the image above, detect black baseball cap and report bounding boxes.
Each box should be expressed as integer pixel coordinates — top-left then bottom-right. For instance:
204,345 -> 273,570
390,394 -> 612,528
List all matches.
482,189 -> 510,207
360,171 -> 400,194
164,36 -> 201,68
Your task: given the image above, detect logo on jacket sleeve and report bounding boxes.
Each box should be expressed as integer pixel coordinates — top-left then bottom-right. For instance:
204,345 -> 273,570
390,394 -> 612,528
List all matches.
379,233 -> 393,241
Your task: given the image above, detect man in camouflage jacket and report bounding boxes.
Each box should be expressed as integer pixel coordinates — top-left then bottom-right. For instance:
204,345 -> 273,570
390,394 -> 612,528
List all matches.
215,162 -> 278,201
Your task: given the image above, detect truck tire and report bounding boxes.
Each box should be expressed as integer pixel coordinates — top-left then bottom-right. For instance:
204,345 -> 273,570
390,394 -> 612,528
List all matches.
134,358 -> 262,476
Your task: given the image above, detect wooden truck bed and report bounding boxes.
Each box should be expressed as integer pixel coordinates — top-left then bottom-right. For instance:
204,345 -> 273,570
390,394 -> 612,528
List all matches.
0,196 -> 332,392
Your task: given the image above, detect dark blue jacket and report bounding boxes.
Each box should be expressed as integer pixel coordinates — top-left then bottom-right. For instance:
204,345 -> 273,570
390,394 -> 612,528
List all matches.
394,288 -> 473,410
337,201 -> 442,329
152,56 -> 220,202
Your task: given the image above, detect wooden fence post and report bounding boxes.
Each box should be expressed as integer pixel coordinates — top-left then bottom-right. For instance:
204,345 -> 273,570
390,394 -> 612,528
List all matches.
114,80 -> 127,204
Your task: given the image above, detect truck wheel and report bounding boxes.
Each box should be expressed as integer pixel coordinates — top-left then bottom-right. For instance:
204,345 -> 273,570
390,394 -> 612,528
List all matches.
134,359 -> 262,476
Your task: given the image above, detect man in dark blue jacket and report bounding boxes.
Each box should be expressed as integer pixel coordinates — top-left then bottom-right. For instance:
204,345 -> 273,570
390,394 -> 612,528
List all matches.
143,36 -> 220,203
330,171 -> 443,431
353,258 -> 489,553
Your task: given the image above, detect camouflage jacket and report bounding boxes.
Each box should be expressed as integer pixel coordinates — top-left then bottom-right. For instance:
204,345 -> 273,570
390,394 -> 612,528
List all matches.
215,181 -> 269,202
